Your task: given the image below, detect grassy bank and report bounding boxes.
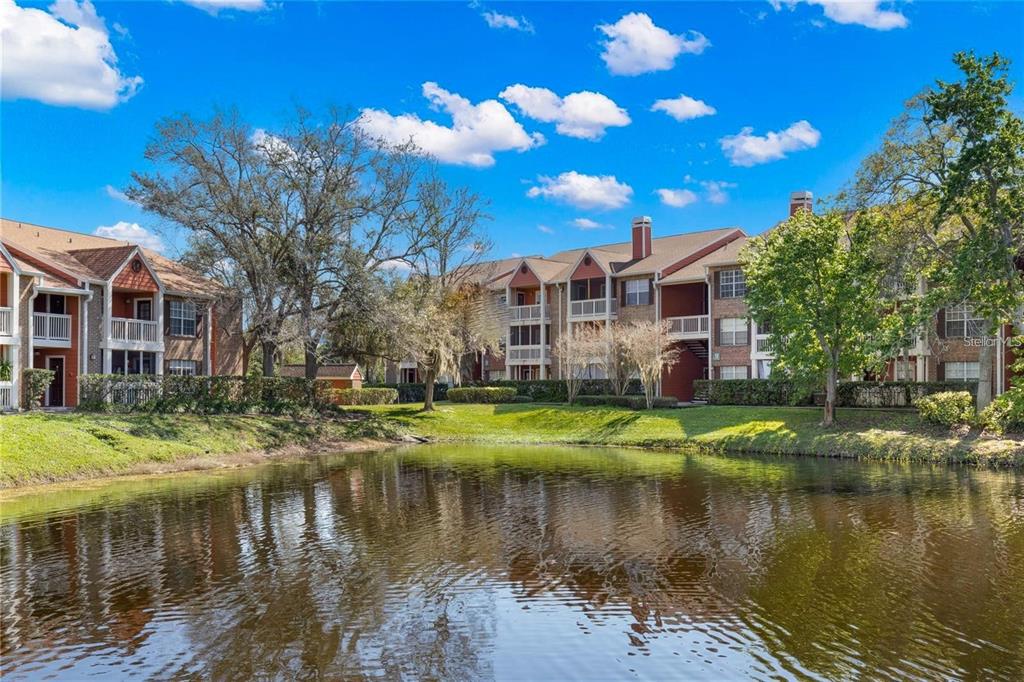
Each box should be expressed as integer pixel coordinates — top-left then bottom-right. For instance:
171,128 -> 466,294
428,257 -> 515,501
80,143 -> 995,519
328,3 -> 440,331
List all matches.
363,403 -> 1024,467
0,412 -> 395,488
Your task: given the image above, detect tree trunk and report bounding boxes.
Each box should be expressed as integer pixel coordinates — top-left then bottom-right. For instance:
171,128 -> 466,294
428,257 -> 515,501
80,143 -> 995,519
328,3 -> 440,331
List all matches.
422,367 -> 437,412
261,341 -> 276,377
977,335 -> 994,412
823,365 -> 838,427
304,343 -> 319,381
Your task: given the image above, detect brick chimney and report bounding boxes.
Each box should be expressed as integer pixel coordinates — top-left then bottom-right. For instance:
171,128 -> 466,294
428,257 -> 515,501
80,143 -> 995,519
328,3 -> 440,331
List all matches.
789,190 -> 813,216
631,216 -> 652,260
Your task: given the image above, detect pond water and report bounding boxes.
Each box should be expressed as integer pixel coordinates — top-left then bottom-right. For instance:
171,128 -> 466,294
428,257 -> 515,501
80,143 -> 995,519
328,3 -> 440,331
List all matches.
1,445 -> 1023,680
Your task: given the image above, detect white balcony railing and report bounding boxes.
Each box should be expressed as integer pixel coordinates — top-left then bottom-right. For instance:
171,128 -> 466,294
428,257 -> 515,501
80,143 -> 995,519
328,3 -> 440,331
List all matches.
509,304 -> 549,322
569,298 -> 617,319
32,312 -> 71,342
0,307 -> 12,336
0,381 -> 13,410
755,337 -> 773,353
506,345 -> 551,364
666,314 -> 709,339
110,317 -> 159,343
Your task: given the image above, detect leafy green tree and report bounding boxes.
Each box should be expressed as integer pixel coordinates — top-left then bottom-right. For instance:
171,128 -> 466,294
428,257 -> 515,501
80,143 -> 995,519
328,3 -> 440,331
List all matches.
742,210 -> 892,426
847,52 -> 1024,410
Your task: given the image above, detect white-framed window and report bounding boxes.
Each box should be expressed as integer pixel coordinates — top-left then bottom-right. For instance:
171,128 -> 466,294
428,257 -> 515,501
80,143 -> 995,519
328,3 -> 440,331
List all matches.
720,365 -> 748,380
719,318 -> 748,346
624,279 -> 651,306
719,269 -> 747,299
945,361 -> 980,381
168,359 -> 198,376
169,300 -> 197,337
945,304 -> 984,338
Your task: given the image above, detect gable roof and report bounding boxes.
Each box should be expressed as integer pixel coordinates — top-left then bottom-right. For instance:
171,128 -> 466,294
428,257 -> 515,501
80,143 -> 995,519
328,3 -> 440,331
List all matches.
659,236 -> 750,284
0,218 -> 222,296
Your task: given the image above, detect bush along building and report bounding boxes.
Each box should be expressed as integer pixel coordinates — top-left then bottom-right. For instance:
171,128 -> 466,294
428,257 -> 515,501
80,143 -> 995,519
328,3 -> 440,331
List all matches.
392,191 -> 1017,403
0,219 -> 245,410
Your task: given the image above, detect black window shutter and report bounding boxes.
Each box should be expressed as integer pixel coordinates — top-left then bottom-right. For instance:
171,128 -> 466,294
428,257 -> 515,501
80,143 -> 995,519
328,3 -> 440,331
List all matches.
936,308 -> 946,339
164,301 -> 172,336
937,362 -> 945,381
619,280 -> 626,306
713,271 -> 721,299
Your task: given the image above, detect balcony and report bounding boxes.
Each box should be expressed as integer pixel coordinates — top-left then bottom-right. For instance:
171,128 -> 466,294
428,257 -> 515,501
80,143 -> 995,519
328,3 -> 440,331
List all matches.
666,314 -> 709,340
0,381 -> 12,410
755,337 -> 772,353
33,312 -> 72,347
569,298 -> 617,321
0,307 -> 12,338
509,303 -> 549,323
111,317 -> 159,343
506,345 -> 551,365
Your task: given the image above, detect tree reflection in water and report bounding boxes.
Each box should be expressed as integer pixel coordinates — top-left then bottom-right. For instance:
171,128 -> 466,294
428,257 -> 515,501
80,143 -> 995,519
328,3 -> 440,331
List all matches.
2,445 -> 1022,680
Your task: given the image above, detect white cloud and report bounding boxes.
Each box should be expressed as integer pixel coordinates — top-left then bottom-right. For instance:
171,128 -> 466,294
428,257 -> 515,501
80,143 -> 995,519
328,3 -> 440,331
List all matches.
358,82 -> 544,167
481,10 -> 533,33
527,172 -> 633,211
651,94 -> 716,122
719,120 -> 821,166
701,180 -> 737,205
571,218 -> 610,230
0,0 -> 142,110
94,222 -> 164,252
499,85 -> 630,140
597,12 -> 710,76
537,224 -> 555,234
656,188 -> 699,208
771,1 -> 908,30
180,0 -> 266,14
104,184 -> 138,206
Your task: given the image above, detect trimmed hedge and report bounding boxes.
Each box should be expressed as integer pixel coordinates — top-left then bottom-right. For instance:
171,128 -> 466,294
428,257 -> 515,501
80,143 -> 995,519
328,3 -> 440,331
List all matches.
575,395 -> 677,410
365,382 -> 448,404
915,391 -> 975,426
980,387 -> 1024,434
695,379 -> 979,408
482,379 -> 643,403
448,387 -> 518,403
78,374 -> 332,414
334,387 -> 398,406
693,379 -> 813,407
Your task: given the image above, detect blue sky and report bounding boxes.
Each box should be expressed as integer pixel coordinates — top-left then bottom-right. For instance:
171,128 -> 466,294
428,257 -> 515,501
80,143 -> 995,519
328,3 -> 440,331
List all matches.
2,1 -> 1022,259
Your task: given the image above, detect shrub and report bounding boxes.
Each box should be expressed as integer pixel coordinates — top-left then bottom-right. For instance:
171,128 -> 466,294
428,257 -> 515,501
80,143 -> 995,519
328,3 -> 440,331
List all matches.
480,379 -> 643,403
364,382 -> 448,403
22,368 -> 55,410
695,379 -> 977,408
980,387 -> 1024,434
334,387 -> 398,406
915,391 -> 975,426
77,374 -> 332,414
575,394 -> 677,410
447,387 -> 517,403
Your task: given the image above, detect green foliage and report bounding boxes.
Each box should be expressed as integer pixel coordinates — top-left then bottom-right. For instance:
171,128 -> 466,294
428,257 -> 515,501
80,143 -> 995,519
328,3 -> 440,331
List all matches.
0,359 -> 12,382
484,379 -> 643,403
575,395 -> 677,410
334,387 -> 399,406
77,374 -> 331,415
915,391 -> 976,426
22,368 -> 54,410
365,383 -> 449,404
447,387 -> 518,403
694,379 -> 814,406
835,381 -> 977,407
980,387 -> 1024,434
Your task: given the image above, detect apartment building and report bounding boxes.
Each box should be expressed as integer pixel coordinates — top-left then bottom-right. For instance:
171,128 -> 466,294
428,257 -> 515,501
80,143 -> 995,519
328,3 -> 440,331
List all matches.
0,219 -> 245,410
458,191 -> 1017,401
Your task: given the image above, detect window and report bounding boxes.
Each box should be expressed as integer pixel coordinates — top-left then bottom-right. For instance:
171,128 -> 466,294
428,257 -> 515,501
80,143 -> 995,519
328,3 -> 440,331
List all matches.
400,367 -> 418,383
719,269 -> 746,298
168,359 -> 198,376
169,300 -> 197,337
757,360 -> 773,379
945,361 -> 980,381
625,279 -> 650,306
719,318 -> 748,346
945,304 -> 984,338
894,361 -> 916,381
720,365 -> 748,379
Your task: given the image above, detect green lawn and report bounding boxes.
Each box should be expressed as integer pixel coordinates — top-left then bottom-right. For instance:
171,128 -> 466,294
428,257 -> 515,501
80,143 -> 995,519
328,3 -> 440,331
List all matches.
0,412 -> 394,488
362,403 -> 1024,467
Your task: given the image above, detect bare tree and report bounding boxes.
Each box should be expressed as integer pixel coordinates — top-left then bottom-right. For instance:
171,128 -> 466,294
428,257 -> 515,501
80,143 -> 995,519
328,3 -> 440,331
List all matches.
553,325 -> 604,405
621,321 -> 680,409
592,325 -> 635,396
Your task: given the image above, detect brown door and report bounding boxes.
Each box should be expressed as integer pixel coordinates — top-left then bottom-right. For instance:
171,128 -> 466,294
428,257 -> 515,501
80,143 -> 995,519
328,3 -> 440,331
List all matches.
47,357 -> 64,407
